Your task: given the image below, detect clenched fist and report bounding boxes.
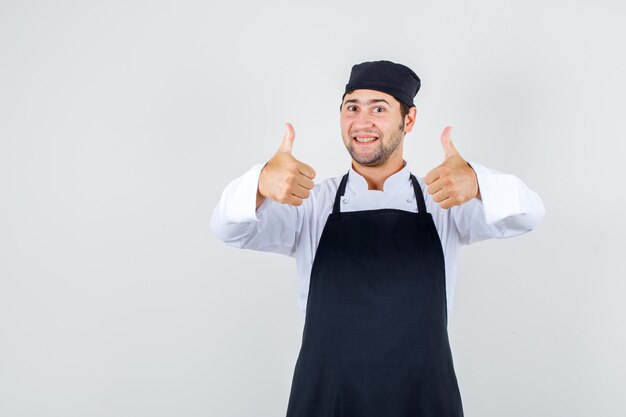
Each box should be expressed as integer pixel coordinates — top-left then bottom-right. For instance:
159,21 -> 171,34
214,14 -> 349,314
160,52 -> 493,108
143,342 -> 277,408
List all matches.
424,126 -> 481,209
257,123 -> 316,208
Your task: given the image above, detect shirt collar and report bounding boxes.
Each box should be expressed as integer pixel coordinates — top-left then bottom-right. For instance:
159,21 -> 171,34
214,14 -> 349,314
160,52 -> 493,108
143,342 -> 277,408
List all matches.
347,160 -> 411,192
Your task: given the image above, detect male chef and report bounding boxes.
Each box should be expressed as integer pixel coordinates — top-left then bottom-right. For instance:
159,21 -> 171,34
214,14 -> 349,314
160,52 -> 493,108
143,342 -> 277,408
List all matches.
210,60 -> 545,417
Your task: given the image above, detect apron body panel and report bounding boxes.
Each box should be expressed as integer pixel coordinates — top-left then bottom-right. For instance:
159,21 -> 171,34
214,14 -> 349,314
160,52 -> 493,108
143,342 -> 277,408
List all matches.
286,173 -> 464,417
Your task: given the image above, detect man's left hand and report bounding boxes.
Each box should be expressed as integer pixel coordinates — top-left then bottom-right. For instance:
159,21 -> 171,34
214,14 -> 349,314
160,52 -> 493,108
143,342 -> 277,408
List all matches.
424,126 -> 481,209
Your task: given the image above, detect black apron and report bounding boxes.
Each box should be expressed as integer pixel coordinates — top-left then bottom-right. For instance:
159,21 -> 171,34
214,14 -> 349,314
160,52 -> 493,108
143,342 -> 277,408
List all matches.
285,172 -> 464,417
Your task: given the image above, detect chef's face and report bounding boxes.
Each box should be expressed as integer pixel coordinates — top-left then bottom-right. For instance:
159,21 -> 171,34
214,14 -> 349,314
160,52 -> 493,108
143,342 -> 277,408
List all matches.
340,89 -> 414,168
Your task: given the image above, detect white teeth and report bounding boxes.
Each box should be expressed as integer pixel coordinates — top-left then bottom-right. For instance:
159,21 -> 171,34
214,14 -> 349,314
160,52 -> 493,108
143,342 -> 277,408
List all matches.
355,137 -> 377,143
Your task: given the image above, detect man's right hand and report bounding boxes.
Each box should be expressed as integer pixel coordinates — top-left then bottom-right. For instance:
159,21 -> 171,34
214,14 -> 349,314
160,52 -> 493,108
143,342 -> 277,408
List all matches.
257,123 -> 316,208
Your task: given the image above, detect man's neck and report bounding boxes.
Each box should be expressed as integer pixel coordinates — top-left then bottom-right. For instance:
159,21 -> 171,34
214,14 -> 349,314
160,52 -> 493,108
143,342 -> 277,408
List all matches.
351,156 -> 406,191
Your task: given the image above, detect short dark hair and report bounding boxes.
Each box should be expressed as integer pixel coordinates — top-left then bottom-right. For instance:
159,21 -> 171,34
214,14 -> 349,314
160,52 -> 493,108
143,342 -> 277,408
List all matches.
399,100 -> 411,120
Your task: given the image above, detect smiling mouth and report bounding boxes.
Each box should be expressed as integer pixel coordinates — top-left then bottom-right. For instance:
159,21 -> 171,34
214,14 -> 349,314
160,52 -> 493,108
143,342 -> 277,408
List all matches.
352,136 -> 379,144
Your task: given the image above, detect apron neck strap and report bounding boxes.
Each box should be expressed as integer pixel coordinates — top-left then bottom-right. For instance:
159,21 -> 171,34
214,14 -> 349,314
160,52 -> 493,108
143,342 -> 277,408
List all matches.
332,172 -> 350,214
332,171 -> 428,214
410,173 -> 427,214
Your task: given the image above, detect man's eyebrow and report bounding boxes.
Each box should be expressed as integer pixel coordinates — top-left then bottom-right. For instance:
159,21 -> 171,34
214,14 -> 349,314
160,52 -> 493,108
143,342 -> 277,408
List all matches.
343,98 -> 391,106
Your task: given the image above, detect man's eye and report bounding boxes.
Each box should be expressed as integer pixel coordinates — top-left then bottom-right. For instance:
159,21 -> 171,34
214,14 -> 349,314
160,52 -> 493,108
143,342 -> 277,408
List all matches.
347,106 -> 356,111
373,107 -> 385,113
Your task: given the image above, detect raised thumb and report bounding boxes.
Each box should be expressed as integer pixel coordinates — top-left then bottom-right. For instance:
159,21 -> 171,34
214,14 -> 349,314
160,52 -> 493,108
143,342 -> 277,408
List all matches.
278,122 -> 296,154
440,126 -> 459,159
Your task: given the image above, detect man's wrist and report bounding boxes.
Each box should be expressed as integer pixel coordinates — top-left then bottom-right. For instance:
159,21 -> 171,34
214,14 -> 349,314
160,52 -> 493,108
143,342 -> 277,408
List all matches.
256,162 -> 269,209
468,162 -> 481,200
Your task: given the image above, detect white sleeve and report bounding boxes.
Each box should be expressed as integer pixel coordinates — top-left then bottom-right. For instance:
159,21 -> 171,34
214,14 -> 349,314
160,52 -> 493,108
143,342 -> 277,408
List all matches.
209,163 -> 301,257
450,160 -> 546,245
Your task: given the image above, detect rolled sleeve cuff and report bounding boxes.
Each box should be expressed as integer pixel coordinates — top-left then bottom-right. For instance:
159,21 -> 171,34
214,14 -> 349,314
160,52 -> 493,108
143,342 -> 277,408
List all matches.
227,163 -> 267,223
467,160 -> 523,225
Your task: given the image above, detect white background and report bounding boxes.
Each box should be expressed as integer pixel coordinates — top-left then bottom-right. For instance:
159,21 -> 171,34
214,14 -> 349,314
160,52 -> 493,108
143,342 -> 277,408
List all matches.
1,1 -> 625,416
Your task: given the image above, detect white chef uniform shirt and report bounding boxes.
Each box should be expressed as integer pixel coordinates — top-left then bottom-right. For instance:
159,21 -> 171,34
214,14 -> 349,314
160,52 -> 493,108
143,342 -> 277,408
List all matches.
210,159 -> 545,321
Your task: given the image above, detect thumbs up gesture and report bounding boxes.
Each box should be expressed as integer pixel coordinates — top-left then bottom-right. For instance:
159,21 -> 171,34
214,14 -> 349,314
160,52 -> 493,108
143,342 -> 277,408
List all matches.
424,127 -> 481,209
257,123 -> 317,207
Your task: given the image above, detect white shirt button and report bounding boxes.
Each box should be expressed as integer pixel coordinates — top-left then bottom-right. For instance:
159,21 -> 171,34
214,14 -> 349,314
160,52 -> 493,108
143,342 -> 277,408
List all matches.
342,198 -> 348,204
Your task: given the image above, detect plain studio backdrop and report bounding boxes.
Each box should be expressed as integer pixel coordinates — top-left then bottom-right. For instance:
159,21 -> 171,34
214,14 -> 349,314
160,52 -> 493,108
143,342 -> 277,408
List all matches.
1,0 -> 625,416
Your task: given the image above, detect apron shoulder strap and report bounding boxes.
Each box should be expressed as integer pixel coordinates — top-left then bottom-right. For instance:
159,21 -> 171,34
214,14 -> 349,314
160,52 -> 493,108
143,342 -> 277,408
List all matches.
410,174 -> 427,214
332,172 -> 350,214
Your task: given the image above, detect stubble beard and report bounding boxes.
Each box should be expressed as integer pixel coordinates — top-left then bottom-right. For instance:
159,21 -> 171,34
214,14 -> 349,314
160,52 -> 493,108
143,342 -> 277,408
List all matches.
345,121 -> 406,167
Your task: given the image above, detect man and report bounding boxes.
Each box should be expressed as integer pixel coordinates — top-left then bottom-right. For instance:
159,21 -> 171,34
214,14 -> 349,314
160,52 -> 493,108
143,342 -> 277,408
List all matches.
211,60 -> 545,416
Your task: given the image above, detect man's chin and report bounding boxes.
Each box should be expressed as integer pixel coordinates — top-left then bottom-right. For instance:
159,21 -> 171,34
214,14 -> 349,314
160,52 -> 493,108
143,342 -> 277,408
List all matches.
346,144 -> 386,167
351,154 -> 385,167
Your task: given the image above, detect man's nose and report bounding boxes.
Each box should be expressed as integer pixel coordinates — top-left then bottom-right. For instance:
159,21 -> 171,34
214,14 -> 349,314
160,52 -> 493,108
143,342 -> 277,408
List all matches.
353,110 -> 375,127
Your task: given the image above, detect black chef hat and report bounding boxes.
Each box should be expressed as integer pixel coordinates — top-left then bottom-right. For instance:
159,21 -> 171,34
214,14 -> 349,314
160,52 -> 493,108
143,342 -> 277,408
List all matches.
342,60 -> 421,108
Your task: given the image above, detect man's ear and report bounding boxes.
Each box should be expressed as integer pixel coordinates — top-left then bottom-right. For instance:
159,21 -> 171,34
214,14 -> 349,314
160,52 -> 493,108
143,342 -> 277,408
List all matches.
404,106 -> 417,133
